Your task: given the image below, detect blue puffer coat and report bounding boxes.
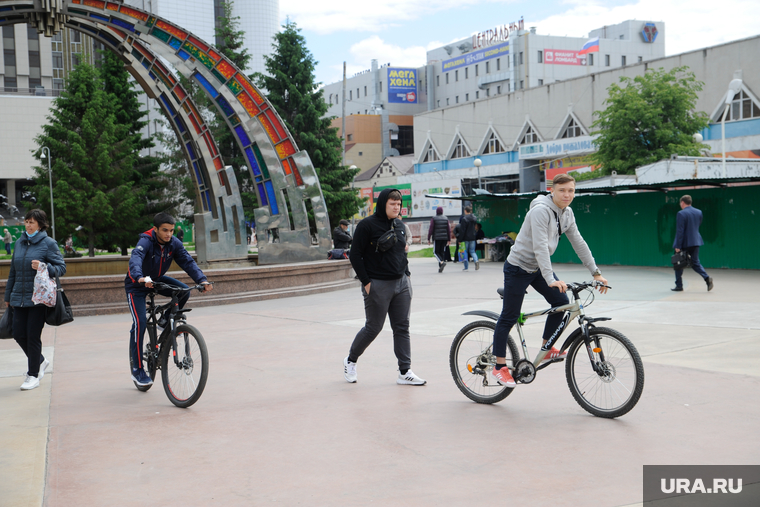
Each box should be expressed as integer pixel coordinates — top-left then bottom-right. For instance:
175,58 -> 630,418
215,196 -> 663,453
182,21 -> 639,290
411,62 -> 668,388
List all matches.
4,231 -> 67,307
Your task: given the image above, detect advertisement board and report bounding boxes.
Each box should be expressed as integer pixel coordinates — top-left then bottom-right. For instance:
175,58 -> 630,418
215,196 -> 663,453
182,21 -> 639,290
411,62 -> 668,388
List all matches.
411,179 -> 462,218
544,49 -> 587,66
352,187 -> 375,220
442,41 -> 509,73
519,135 -> 596,160
387,68 -> 418,104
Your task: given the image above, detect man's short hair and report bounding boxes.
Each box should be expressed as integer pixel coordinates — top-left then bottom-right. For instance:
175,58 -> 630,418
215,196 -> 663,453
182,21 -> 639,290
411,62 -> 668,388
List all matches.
552,173 -> 576,186
25,209 -> 48,231
387,190 -> 402,202
153,212 -> 176,228
680,195 -> 692,205
464,206 -> 472,213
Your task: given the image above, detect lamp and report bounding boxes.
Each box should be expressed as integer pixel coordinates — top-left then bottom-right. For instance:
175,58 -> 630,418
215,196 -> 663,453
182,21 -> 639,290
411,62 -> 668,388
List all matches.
40,147 -> 56,241
474,158 -> 482,190
721,78 -> 743,178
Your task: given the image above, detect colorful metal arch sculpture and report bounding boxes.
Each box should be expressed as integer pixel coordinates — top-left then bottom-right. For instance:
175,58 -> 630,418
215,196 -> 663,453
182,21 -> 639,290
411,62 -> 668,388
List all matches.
0,0 -> 332,264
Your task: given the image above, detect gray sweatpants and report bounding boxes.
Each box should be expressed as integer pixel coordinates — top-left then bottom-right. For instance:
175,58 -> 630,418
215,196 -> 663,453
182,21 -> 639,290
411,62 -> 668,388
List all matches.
348,276 -> 413,371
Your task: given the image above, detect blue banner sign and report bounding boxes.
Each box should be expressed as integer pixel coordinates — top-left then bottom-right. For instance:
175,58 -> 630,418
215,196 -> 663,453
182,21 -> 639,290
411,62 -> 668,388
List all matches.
441,41 -> 510,73
518,136 -> 597,160
388,68 -> 418,104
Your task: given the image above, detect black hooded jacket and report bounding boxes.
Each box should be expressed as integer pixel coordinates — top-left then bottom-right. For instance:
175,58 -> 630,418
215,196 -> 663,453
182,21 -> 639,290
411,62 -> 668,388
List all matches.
349,188 -> 410,286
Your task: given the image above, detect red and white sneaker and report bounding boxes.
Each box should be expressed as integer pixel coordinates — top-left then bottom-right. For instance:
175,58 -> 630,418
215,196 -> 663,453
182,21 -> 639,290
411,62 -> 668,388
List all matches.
541,347 -> 568,363
491,366 -> 516,388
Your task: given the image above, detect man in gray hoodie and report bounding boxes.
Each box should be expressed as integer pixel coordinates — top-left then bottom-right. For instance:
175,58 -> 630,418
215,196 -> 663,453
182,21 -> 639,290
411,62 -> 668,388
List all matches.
491,174 -> 608,388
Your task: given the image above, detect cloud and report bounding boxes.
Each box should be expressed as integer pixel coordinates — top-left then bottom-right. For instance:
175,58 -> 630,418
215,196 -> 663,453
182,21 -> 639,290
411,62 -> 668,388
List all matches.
280,0 -> 508,35
532,0 -> 759,56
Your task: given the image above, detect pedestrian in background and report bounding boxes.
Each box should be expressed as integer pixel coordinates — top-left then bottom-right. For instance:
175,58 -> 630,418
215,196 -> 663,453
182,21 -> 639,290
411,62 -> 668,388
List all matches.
332,219 -> 352,250
4,210 -> 66,391
459,206 -> 479,271
672,195 -> 713,292
428,206 -> 451,273
3,228 -> 11,254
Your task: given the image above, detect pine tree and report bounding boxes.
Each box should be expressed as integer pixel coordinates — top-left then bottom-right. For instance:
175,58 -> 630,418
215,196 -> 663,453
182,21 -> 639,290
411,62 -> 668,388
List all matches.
98,50 -> 169,254
252,21 -> 361,229
32,63 -> 140,256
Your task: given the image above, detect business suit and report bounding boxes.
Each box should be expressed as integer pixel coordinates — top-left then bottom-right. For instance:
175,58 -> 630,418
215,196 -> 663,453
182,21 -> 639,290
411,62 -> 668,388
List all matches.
673,204 -> 711,290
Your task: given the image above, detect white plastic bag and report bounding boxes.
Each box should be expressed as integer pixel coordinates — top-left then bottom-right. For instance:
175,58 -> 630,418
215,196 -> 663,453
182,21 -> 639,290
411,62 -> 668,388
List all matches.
32,262 -> 57,308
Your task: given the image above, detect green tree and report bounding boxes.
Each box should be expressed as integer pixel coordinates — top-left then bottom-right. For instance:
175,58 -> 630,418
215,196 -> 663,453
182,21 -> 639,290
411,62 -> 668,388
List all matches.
252,21 -> 361,229
98,50 -> 170,254
589,66 -> 710,175
32,62 -> 140,257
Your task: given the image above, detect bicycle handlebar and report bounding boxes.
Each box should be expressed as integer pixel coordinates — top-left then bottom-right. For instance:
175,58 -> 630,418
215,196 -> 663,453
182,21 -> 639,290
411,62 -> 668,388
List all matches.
144,280 -> 213,293
566,280 -> 611,291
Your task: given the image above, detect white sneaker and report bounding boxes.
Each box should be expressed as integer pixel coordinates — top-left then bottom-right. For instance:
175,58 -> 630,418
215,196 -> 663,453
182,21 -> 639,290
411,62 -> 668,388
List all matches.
39,358 -> 50,380
21,375 -> 40,391
343,357 -> 357,383
397,370 -> 426,386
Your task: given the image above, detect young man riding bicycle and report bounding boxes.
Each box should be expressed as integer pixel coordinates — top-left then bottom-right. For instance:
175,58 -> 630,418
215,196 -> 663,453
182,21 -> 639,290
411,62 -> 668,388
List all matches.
492,174 -> 608,387
125,213 -> 212,387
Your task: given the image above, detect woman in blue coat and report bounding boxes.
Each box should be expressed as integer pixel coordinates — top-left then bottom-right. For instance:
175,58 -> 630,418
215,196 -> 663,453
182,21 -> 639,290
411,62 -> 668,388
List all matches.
4,210 -> 66,391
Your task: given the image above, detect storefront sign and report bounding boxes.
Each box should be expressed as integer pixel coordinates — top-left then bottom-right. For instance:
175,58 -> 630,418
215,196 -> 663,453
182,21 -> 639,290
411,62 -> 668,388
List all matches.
540,155 -> 594,180
353,187 -> 374,220
544,50 -> 587,66
387,68 -> 418,104
471,18 -> 524,50
442,41 -> 509,73
411,179 -> 462,218
519,136 -> 597,160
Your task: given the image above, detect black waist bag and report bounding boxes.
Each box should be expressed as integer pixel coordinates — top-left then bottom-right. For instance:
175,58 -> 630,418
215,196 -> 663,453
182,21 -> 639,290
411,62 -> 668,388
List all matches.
375,220 -> 400,252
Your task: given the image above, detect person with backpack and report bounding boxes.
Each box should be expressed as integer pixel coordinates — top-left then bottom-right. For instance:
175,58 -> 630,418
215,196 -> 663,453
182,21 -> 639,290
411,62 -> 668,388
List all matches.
427,206 -> 451,273
490,174 -> 608,388
458,206 -> 479,271
343,188 -> 426,386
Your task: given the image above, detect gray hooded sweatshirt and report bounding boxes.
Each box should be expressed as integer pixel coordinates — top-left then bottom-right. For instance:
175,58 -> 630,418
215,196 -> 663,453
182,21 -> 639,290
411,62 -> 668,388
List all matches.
506,194 -> 599,286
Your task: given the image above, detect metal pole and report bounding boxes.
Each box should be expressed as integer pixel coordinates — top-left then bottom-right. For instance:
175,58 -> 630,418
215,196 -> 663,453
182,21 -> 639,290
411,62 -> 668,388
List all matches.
721,103 -> 729,178
43,146 -> 56,241
341,61 -> 346,167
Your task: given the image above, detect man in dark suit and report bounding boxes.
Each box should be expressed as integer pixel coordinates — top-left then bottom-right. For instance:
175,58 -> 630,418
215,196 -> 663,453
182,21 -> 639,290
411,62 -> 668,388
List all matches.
672,195 -> 713,292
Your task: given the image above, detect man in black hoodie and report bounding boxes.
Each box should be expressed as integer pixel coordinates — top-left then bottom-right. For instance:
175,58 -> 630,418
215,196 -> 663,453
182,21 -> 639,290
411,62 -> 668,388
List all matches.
343,188 -> 426,386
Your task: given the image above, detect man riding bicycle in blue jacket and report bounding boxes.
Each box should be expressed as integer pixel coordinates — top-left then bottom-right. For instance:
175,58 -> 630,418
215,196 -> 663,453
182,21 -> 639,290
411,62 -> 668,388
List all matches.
125,213 -> 212,387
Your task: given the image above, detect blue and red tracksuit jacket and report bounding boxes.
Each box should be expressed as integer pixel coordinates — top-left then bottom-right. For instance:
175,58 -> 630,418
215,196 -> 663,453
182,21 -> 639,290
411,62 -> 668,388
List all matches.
124,229 -> 207,294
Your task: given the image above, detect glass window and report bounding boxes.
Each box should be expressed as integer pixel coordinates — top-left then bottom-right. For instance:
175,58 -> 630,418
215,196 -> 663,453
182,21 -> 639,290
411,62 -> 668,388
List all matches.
364,86 -> 367,96
423,145 -> 439,163
561,118 -> 583,139
465,68 -> 468,79
455,95 -> 459,103
465,93 -> 469,101
485,61 -> 490,73
475,64 -> 479,76
538,51 -> 543,63
4,76 -> 17,92
519,52 -> 523,64
455,70 -> 458,82
484,133 -> 504,154
4,49 -> 16,68
497,86 -> 501,94
71,29 -> 81,43
521,126 -> 538,145
638,56 -> 643,63
28,50 -> 40,68
475,91 -> 479,99
520,80 -> 524,89
436,75 -> 439,86
589,54 -> 594,66
622,55 -> 627,66
496,58 -> 500,71
446,73 -> 449,84
452,138 -> 468,158
726,90 -> 760,121
605,54 -> 610,67
538,79 -> 543,86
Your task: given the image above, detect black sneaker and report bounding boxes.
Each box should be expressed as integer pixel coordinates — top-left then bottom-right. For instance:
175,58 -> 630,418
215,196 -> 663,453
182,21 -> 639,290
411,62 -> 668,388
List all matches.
671,287 -> 683,292
706,277 -> 714,291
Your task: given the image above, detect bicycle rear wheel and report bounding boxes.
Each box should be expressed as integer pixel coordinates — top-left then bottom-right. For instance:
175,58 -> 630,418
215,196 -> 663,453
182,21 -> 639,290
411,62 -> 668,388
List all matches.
161,324 -> 209,408
133,326 -> 158,392
565,327 -> 644,418
449,320 -> 519,404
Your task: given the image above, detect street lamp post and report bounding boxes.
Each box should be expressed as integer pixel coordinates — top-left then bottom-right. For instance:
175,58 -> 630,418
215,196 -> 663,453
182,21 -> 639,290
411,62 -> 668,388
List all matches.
40,147 -> 56,241
474,158 -> 482,190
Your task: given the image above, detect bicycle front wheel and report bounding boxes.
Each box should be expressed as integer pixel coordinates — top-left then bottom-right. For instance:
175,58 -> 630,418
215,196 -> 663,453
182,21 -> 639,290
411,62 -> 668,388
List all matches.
161,324 -> 209,408
449,320 -> 519,404
565,327 -> 644,418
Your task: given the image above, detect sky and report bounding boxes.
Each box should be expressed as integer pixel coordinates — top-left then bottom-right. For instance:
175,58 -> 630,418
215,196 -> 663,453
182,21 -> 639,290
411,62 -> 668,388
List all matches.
277,0 -> 760,87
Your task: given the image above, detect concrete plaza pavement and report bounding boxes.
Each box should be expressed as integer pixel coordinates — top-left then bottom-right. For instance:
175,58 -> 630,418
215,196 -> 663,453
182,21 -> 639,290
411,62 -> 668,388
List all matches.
1,257 -> 759,506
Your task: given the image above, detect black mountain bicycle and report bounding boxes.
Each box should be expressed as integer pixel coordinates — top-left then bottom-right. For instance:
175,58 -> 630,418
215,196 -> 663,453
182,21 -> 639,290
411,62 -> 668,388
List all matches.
449,281 -> 644,418
132,281 -> 210,408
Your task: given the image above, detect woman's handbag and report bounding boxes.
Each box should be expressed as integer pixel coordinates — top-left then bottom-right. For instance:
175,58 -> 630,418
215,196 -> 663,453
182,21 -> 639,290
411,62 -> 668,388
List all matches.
45,273 -> 74,326
671,250 -> 690,270
0,306 -> 13,339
